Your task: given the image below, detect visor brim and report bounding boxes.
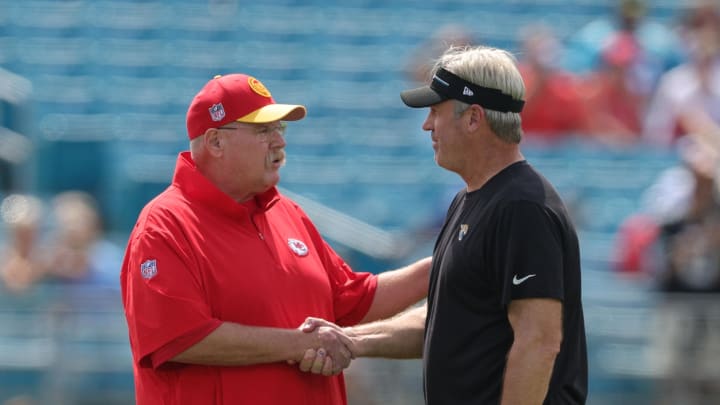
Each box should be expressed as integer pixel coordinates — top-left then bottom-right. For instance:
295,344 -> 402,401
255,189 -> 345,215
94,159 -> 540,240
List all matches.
237,104 -> 307,123
400,86 -> 448,108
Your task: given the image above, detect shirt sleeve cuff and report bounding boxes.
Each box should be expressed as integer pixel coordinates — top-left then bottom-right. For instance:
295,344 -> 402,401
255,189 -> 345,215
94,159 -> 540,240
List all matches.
336,273 -> 378,326
144,319 -> 223,369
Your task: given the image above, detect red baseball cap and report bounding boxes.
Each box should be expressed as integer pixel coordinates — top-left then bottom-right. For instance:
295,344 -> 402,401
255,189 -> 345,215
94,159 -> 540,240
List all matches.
186,73 -> 307,140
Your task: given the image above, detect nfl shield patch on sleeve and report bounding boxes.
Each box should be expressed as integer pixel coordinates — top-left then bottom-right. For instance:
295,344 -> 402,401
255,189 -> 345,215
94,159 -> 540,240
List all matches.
140,259 -> 158,279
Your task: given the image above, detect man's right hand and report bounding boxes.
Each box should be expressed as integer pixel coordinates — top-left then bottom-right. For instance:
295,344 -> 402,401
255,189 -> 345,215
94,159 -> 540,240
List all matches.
291,318 -> 355,376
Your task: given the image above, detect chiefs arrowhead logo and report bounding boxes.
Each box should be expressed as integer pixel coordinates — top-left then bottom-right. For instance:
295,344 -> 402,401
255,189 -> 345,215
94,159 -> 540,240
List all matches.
287,238 -> 309,257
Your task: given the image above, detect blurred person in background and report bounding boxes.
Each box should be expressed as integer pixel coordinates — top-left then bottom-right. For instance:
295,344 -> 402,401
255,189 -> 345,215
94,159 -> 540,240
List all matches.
642,0 -> 720,147
302,45 -> 587,405
41,191 -> 123,289
614,134 -> 720,289
648,135 -> 720,292
614,133 -> 720,404
0,193 -> 44,294
564,0 -> 683,87
1,190 -> 123,294
120,73 -> 431,405
517,24 -> 592,142
581,31 -> 648,144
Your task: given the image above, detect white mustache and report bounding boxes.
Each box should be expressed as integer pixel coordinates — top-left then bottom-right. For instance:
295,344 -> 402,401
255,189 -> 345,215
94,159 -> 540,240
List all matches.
269,150 -> 286,166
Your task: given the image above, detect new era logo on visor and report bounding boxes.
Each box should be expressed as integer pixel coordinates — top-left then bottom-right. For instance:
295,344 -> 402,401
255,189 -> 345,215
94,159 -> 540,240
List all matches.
463,86 -> 474,96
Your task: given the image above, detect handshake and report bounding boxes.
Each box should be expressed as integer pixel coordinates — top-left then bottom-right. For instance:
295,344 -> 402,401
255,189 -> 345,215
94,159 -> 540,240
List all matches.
289,317 -> 359,377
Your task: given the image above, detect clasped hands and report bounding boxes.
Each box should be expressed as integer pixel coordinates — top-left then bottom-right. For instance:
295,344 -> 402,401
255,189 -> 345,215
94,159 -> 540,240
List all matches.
289,317 -> 356,376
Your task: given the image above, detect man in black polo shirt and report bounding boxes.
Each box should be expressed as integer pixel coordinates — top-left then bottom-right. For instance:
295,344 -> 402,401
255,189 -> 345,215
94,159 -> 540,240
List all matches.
299,45 -> 587,404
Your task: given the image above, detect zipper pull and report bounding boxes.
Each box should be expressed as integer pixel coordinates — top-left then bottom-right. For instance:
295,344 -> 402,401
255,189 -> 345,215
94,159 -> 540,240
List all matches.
258,232 -> 264,240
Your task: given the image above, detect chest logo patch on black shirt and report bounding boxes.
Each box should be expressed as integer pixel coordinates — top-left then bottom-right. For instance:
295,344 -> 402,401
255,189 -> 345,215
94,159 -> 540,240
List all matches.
288,238 -> 309,257
458,224 -> 469,241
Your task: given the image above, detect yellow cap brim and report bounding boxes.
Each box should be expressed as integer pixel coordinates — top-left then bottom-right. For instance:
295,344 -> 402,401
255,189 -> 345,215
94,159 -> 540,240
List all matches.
237,104 -> 307,123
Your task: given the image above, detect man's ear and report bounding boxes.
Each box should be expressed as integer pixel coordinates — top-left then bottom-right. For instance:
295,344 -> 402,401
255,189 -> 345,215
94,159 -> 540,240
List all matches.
203,128 -> 224,157
466,104 -> 485,131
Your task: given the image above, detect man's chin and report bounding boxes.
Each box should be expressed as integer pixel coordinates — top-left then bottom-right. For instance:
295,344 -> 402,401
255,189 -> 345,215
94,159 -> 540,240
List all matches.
265,174 -> 281,188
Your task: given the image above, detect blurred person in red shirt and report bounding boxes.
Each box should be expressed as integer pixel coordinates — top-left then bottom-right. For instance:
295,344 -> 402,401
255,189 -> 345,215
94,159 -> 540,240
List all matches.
517,24 -> 591,142
614,134 -> 720,289
564,0 -> 683,85
582,32 -> 648,144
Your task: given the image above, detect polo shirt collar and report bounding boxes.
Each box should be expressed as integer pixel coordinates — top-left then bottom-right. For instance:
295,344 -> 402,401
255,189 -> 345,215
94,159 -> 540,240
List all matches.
172,152 -> 280,217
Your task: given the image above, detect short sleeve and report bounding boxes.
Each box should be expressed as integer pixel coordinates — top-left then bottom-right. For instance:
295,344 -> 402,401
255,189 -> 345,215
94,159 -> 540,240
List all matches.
299,215 -> 377,326
493,201 -> 565,306
121,225 -> 221,369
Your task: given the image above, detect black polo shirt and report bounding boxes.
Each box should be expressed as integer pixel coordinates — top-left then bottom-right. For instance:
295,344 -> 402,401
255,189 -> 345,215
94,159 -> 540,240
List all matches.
423,161 -> 587,405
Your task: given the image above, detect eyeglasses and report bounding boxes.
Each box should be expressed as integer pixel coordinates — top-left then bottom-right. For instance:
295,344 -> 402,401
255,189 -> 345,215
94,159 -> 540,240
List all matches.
217,121 -> 287,140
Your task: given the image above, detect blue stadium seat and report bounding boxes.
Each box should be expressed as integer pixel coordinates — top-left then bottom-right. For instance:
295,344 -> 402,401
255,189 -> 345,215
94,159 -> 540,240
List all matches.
104,147 -> 177,231
6,1 -> 86,39
0,285 -> 134,403
30,75 -> 97,116
89,38 -> 168,78
9,37 -> 93,77
31,113 -> 114,205
161,2 -> 241,41
82,1 -> 167,40
93,76 -> 172,114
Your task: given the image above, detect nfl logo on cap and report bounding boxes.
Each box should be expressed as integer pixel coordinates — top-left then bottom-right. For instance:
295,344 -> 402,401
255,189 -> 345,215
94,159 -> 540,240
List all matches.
209,103 -> 226,122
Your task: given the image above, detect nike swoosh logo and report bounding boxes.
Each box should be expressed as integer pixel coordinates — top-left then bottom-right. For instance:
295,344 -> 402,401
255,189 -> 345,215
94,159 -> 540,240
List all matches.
512,274 -> 536,285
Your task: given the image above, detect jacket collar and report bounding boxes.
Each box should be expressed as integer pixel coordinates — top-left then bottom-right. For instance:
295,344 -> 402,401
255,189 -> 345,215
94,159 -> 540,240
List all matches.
171,151 -> 280,218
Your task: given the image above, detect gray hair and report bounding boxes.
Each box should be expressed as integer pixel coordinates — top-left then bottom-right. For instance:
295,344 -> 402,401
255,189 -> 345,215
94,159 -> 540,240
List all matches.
433,46 -> 525,143
190,136 -> 205,163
